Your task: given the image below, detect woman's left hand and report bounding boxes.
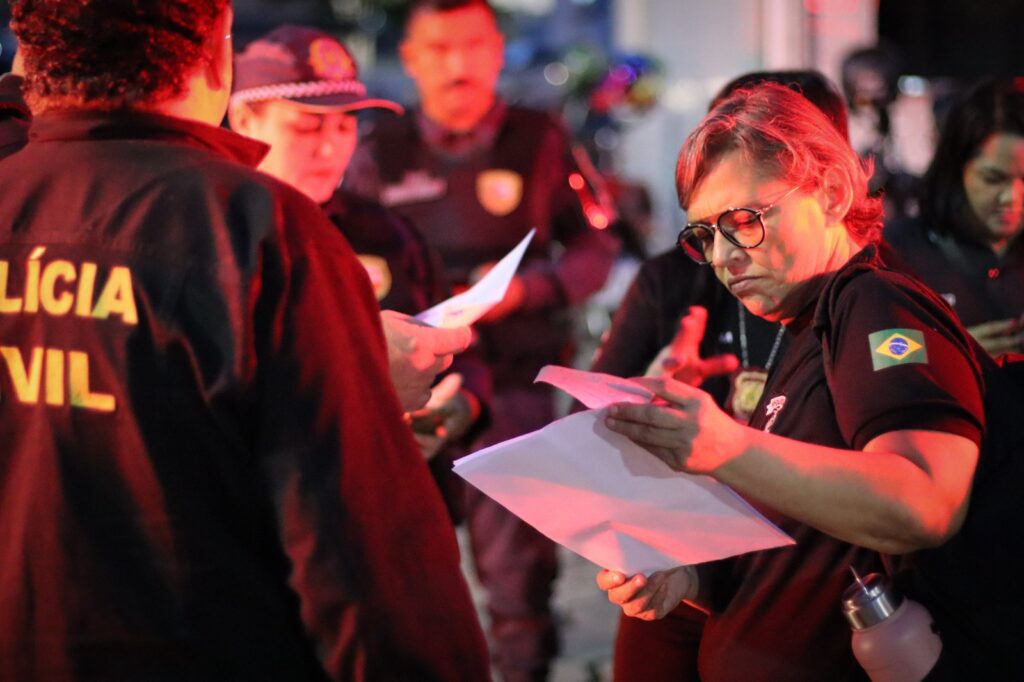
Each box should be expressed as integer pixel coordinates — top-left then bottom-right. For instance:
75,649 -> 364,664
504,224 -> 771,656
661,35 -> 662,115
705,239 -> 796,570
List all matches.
604,376 -> 744,474
596,566 -> 698,621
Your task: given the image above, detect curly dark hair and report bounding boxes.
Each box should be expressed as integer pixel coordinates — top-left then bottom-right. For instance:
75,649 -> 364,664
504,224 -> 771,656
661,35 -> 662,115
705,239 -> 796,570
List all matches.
11,0 -> 230,110
921,79 -> 1024,241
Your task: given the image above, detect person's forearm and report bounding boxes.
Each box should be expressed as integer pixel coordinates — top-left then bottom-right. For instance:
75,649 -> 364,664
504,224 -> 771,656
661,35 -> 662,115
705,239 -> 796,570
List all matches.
715,428 -> 968,554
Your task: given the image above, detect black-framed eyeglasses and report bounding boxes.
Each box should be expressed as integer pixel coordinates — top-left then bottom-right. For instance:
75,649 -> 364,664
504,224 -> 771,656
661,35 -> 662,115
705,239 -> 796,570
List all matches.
676,185 -> 801,264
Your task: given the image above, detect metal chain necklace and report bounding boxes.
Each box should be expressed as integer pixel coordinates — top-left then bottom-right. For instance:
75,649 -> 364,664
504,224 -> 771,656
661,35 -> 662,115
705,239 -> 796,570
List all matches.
738,304 -> 785,371
727,303 -> 786,423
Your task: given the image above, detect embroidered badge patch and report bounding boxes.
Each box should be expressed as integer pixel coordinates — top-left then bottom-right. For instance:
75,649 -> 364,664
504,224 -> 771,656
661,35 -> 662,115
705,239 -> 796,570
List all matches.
868,328 -> 928,370
357,255 -> 392,301
308,38 -> 356,80
476,169 -> 523,216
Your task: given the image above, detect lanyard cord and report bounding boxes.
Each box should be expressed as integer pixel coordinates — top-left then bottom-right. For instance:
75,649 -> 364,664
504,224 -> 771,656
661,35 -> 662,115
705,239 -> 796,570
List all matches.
738,302 -> 786,370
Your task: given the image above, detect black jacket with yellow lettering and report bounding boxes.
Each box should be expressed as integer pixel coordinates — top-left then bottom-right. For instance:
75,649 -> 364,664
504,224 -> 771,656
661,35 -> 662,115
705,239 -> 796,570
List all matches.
0,111 -> 488,681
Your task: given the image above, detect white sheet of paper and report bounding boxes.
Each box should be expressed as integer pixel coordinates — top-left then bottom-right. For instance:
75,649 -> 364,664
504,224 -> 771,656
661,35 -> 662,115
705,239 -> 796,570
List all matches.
454,411 -> 794,575
535,365 -> 652,409
416,229 -> 536,328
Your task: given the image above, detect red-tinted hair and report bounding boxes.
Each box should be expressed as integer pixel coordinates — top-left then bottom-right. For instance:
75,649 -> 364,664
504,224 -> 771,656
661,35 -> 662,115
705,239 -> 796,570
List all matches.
11,0 -> 230,111
676,82 -> 883,245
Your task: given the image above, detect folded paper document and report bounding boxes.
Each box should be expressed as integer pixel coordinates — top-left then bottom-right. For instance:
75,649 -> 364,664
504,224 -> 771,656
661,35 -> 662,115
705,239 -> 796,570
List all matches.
454,407 -> 794,575
416,229 -> 535,328
535,365 -> 652,409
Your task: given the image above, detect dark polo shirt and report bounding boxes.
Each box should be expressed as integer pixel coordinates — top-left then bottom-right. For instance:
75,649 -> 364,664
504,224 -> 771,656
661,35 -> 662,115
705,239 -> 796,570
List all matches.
346,103 -> 619,389
698,247 -> 983,682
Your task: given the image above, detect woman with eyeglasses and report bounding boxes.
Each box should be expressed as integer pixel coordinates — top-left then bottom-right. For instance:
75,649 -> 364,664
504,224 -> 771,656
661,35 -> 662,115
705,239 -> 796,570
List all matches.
595,82 -> 985,680
588,70 -> 850,682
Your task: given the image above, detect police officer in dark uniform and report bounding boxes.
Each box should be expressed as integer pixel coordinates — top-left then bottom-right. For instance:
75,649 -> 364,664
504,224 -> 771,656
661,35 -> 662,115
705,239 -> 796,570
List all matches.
345,1 -> 618,678
598,83 -> 984,682
228,24 -> 489,509
0,2 -> 489,679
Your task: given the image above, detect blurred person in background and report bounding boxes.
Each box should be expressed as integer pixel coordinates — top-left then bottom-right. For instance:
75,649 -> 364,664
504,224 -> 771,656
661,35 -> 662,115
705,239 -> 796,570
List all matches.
886,78 -> 1024,356
842,44 -> 922,221
345,1 -> 619,678
0,1 -> 489,679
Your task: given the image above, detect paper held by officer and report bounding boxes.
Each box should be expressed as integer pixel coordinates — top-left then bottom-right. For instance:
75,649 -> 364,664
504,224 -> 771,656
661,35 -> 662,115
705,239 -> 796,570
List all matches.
416,228 -> 534,328
453,366 -> 794,575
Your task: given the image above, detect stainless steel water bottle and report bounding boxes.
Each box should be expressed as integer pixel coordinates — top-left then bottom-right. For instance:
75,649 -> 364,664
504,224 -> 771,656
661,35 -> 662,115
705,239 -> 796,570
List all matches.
841,568 -> 942,682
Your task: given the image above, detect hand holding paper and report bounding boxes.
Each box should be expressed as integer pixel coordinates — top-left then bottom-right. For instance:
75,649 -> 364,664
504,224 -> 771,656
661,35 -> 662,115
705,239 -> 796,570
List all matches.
454,407 -> 793,576
380,310 -> 470,411
597,565 -> 698,621
416,229 -> 535,328
604,376 -> 745,475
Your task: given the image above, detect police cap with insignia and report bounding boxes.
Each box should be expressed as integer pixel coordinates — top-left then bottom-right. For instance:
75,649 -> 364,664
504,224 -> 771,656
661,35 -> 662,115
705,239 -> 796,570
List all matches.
232,25 -> 404,114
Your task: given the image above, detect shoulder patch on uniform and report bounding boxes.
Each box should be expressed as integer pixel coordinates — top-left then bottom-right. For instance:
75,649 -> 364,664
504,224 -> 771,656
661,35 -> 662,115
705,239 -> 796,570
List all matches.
868,328 -> 928,370
356,255 -> 392,301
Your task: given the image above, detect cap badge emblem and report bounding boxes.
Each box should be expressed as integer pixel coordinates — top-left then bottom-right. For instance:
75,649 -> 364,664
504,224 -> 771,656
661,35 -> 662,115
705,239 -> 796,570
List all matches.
308,38 -> 355,80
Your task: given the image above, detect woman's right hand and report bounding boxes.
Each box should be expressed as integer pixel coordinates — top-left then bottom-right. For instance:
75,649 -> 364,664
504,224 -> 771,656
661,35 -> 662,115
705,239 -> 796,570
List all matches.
967,315 -> 1024,356
595,565 -> 698,621
645,306 -> 738,386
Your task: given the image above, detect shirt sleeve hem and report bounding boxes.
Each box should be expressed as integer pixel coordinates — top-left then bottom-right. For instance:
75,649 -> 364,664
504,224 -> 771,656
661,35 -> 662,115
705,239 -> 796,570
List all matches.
851,408 -> 983,451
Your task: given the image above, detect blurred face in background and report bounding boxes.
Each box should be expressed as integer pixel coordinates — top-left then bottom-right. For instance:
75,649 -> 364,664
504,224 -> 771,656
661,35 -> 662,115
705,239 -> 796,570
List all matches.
400,4 -> 504,132
963,132 -> 1024,254
232,99 -> 358,204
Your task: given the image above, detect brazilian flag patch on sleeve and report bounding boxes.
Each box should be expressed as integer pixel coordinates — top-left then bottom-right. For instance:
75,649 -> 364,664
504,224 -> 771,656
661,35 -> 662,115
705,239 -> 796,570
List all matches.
868,328 -> 928,370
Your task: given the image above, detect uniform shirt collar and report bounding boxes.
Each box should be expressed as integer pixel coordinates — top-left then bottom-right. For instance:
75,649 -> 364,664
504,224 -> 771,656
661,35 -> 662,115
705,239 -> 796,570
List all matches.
416,98 -> 507,157
28,109 -> 269,167
806,244 -> 882,334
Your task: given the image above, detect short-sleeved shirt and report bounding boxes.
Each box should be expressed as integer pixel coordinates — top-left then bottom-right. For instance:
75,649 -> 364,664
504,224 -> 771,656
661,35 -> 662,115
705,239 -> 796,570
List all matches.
698,246 -> 984,682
